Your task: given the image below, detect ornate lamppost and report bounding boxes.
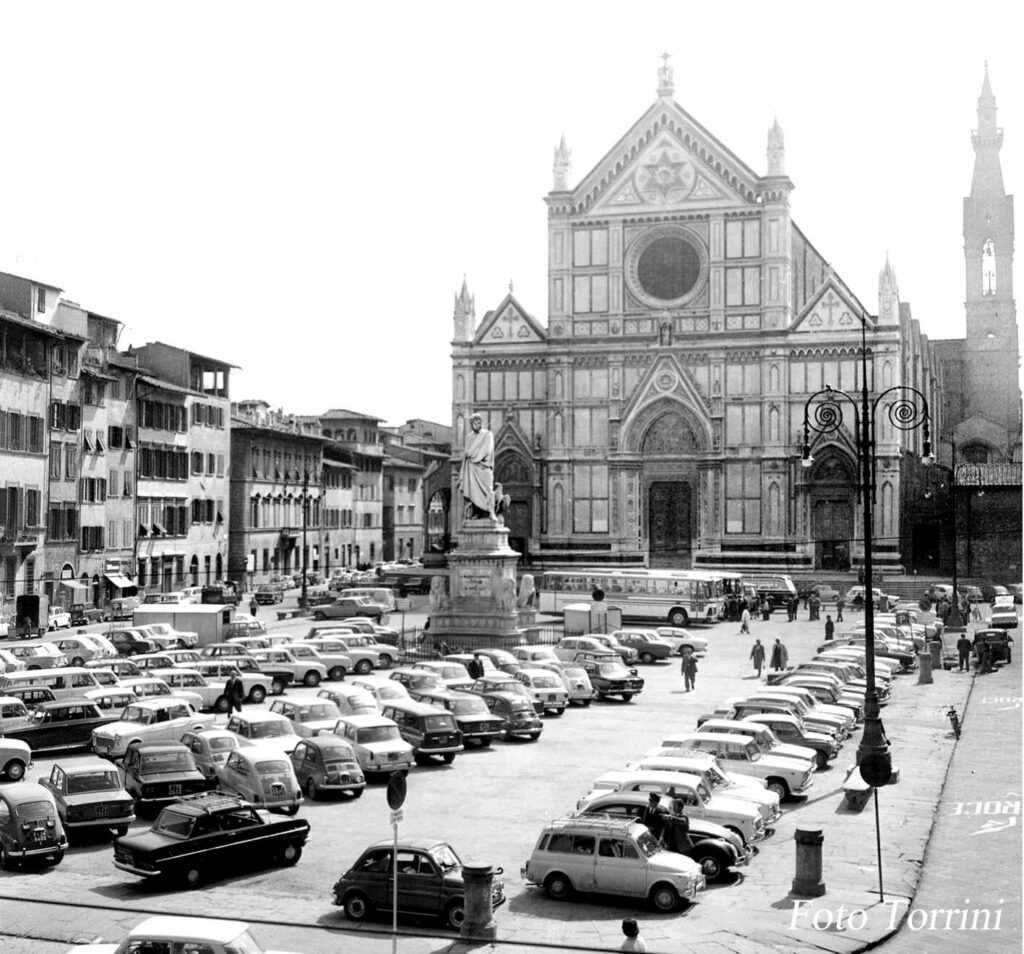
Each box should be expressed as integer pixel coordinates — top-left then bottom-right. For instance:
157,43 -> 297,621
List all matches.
802,381 -> 933,772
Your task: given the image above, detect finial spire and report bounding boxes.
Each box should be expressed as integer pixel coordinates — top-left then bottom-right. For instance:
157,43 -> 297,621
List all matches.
453,276 -> 476,342
657,52 -> 675,98
552,132 -> 572,191
509,279 -> 514,295
767,115 -> 785,175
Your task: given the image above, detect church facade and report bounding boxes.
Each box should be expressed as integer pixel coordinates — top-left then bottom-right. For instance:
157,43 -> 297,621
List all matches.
449,61 -> 949,574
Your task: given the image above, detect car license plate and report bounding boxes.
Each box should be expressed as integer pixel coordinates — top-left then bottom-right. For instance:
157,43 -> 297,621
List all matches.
33,829 -> 45,843
94,804 -> 109,817
169,784 -> 182,795
546,694 -> 556,702
388,752 -> 398,761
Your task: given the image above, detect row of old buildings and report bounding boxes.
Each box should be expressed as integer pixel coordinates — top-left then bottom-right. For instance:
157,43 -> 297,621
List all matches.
0,273 -> 450,614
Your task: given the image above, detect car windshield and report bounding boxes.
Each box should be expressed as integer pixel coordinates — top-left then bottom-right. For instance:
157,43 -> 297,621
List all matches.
251,722 -> 290,739
320,745 -> 356,761
208,736 -> 239,752
66,770 -> 119,794
255,759 -> 290,775
450,697 -> 487,715
14,800 -> 53,820
531,675 -> 560,688
141,751 -> 194,772
297,705 -> 338,721
597,664 -> 623,676
429,843 -> 461,870
120,706 -> 149,723
636,829 -> 662,857
152,808 -> 194,838
357,725 -> 401,744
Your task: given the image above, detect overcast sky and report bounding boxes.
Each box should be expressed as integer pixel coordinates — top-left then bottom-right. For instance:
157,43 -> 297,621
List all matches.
1,1 -> 1020,426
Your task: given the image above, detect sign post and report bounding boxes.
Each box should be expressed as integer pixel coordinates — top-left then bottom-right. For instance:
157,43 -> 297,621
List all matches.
386,773 -> 408,953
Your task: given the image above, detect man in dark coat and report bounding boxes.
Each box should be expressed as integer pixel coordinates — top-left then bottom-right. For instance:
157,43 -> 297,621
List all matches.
641,792 -> 668,840
824,615 -> 835,641
956,633 -> 973,672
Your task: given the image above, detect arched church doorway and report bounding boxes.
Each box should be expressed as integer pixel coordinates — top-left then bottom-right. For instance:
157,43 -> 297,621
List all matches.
495,452 -> 533,562
648,482 -> 692,566
807,450 -> 857,570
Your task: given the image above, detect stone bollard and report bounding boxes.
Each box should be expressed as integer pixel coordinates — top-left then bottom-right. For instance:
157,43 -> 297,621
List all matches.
917,650 -> 934,685
459,861 -> 498,940
791,827 -> 826,897
928,639 -> 942,670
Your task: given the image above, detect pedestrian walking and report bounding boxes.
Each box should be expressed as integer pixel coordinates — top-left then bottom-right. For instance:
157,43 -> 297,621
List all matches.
750,638 -> 765,677
835,597 -> 845,622
740,606 -> 751,635
680,649 -> 698,692
620,917 -> 647,952
248,596 -> 259,617
760,598 -> 771,621
769,637 -> 789,671
956,633 -> 972,671
809,594 -> 821,621
225,673 -> 244,714
824,614 -> 835,641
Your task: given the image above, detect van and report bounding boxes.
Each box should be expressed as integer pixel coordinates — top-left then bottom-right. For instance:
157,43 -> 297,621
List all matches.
379,700 -> 464,764
339,588 -> 396,614
744,574 -> 798,610
522,815 -> 704,911
0,667 -> 105,700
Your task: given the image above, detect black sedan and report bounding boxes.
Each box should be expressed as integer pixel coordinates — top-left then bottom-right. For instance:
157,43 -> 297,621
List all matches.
113,791 -> 309,888
2,699 -> 119,753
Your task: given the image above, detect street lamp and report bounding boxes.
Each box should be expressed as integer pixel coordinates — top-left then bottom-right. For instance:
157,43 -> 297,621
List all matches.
801,355 -> 933,777
923,439 -> 963,630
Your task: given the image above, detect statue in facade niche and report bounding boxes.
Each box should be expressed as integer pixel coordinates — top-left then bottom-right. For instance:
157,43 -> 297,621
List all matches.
458,412 -> 495,519
428,575 -> 449,612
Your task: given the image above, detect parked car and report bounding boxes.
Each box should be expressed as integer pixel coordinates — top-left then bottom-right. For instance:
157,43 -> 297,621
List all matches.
132,652 -> 179,672
85,657 -> 142,680
0,782 -> 68,869
390,667 -> 446,694
61,916 -> 300,954
112,790 -> 309,887
225,711 -> 302,756
479,690 -> 543,742
610,629 -> 675,663
250,648 -> 328,688
0,649 -> 25,674
331,714 -> 415,777
193,661 -> 270,704
652,627 -> 710,656
513,668 -> 569,715
2,699 -> 120,753
216,745 -> 303,814
0,738 -> 32,782
91,699 -> 216,759
290,735 -> 366,800
510,646 -> 560,667
736,713 -> 841,769
117,741 -> 210,811
9,642 -> 67,670
554,635 -> 631,664
312,597 -> 386,623
576,655 -> 645,702
318,686 -> 380,717
405,688 -> 504,747
53,635 -> 111,667
106,628 -> 156,656
347,676 -> 411,707
334,838 -> 505,930
0,695 -> 31,732
287,642 -> 352,682
180,728 -> 254,782
685,718 -> 820,771
327,633 -> 397,669
578,791 -> 751,881
522,815 -> 703,912
412,660 -> 474,691
135,622 -> 199,648
217,655 -> 294,696
988,608 -> 1019,632
844,586 -> 899,610
47,606 -> 72,631
472,648 -> 521,675
254,584 -> 285,605
270,698 -> 344,738
379,700 -> 463,764
974,628 -> 1014,662
38,761 -> 135,838
69,604 -> 106,626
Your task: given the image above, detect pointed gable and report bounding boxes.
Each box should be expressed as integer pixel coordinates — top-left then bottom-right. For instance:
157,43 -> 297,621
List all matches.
568,99 -> 763,217
791,280 -> 870,335
474,294 -> 547,345
619,353 -> 713,453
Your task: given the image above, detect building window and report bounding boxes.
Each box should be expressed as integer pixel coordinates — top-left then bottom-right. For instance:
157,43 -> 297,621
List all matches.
49,443 -> 62,479
65,444 -> 78,479
573,464 -> 608,533
573,407 -> 609,446
725,405 -> 761,446
573,275 -> 608,314
725,462 -> 761,534
725,266 -> 761,306
573,228 -> 608,266
982,239 -> 997,295
725,219 -> 761,259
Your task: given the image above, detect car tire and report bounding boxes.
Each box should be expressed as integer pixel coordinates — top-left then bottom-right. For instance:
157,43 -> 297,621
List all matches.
0,847 -> 14,870
181,863 -> 204,888
345,891 -> 372,921
693,848 -> 727,883
303,670 -> 322,688
442,752 -> 456,764
815,751 -> 829,771
113,826 -> 129,838
478,738 -> 492,747
649,882 -> 680,912
350,786 -> 363,798
280,842 -> 302,865
270,678 -> 287,695
581,698 -> 592,707
544,872 -> 572,901
305,778 -> 318,800
4,759 -> 26,782
248,686 -> 267,704
215,696 -> 230,714
620,693 -> 634,702
444,899 -> 467,931
529,732 -> 541,741
378,654 -> 393,669
766,778 -> 789,799
355,660 -> 372,675
640,652 -> 655,664
314,611 -> 326,621
329,666 -> 346,681
71,656 -> 85,668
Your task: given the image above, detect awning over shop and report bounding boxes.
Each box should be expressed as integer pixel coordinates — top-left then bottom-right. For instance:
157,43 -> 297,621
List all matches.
104,572 -> 135,590
60,580 -> 88,595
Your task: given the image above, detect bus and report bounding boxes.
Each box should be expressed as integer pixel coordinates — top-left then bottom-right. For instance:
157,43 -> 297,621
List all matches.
538,569 -> 725,626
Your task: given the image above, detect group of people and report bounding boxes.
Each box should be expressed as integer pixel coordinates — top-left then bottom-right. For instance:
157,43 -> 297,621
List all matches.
749,637 -> 789,677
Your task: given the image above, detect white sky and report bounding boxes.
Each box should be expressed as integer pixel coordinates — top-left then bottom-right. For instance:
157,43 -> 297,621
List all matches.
1,1 -> 1020,426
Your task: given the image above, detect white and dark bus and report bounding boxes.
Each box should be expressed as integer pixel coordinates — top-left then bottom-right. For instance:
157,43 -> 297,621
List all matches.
538,568 -> 725,626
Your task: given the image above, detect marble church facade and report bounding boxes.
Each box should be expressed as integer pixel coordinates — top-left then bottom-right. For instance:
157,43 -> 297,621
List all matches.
450,61 -> 943,574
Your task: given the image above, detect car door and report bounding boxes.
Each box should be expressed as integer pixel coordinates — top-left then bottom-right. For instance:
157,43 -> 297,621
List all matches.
219,751 -> 252,799
390,849 -> 443,915
594,835 -> 647,896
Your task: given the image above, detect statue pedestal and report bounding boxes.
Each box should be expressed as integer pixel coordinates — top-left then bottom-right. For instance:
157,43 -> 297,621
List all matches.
429,518 -> 522,648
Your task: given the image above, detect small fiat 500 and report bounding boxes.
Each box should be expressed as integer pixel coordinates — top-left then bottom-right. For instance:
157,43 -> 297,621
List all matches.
290,734 -> 366,800
215,745 -> 303,815
0,783 -> 68,869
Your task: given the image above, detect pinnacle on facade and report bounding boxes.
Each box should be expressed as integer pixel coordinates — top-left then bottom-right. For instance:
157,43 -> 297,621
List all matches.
767,115 -> 785,176
657,52 -> 674,99
971,63 -> 1005,198
552,133 -> 572,192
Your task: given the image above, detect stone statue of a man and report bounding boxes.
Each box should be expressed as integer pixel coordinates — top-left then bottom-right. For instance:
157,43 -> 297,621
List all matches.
458,412 -> 495,519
